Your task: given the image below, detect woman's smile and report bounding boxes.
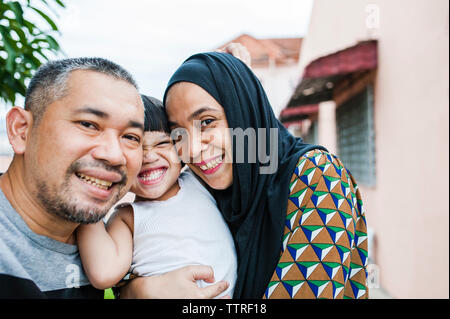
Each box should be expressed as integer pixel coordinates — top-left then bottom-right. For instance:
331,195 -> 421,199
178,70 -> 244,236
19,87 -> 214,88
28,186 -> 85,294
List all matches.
193,155 -> 224,175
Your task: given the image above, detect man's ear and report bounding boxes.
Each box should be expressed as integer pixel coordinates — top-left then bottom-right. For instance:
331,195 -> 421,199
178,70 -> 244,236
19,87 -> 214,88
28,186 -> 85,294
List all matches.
5,107 -> 34,155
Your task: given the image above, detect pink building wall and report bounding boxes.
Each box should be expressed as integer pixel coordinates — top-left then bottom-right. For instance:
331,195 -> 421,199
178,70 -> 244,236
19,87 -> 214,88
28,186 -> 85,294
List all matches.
300,0 -> 449,298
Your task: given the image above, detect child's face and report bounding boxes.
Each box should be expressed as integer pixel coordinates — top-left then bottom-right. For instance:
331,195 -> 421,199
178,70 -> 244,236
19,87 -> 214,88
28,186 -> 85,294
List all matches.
131,131 -> 182,201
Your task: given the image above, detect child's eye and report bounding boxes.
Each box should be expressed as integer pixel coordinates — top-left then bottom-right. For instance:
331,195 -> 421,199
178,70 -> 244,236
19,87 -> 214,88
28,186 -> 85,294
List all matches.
157,141 -> 172,147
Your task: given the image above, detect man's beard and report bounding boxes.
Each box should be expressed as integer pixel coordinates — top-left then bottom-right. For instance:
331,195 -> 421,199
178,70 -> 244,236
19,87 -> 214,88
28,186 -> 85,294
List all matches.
35,160 -> 127,224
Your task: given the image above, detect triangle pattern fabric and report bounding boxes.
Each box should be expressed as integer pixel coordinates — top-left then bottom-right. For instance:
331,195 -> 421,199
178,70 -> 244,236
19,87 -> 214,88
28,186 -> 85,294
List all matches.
264,149 -> 368,299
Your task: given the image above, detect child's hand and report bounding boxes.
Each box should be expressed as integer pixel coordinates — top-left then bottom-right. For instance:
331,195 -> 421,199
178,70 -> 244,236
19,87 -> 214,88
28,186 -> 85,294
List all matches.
217,42 -> 252,67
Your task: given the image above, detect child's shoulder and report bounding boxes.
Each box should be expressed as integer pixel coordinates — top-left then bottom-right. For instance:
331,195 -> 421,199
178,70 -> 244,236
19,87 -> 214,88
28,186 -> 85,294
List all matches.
179,168 -> 217,204
114,202 -> 134,215
178,168 -> 206,190
180,167 -> 205,187
107,203 -> 134,230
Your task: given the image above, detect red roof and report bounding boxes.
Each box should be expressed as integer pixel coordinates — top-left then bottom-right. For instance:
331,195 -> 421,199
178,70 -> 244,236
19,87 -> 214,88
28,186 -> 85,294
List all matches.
280,40 -> 378,124
217,34 -> 302,67
280,104 -> 319,117
303,40 -> 377,79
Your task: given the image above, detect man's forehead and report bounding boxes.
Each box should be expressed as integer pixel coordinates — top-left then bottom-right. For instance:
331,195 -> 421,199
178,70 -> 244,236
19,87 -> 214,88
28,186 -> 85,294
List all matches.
47,70 -> 145,128
64,70 -> 142,106
72,105 -> 144,130
66,69 -> 139,96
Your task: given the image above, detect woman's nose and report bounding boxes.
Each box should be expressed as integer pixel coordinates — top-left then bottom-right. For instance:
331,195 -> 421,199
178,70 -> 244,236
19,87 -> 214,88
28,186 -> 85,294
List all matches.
176,128 -> 210,164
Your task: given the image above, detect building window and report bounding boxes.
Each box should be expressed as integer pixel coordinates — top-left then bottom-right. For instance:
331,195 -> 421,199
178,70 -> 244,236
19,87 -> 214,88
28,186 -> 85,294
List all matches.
336,85 -> 376,186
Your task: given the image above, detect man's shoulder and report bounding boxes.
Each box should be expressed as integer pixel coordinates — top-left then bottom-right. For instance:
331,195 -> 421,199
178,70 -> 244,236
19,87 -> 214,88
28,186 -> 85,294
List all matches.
0,273 -> 46,298
0,204 -> 102,299
0,272 -> 104,299
0,232 -> 47,298
0,234 -> 103,299
0,209 -> 30,276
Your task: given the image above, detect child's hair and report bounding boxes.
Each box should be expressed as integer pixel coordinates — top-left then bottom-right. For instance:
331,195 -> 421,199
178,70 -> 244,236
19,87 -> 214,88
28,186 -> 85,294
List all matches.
141,94 -> 170,134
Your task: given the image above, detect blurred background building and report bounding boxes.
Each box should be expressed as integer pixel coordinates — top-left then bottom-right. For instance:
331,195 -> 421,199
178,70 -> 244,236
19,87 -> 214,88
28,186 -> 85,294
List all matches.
217,34 -> 302,117
278,0 -> 449,298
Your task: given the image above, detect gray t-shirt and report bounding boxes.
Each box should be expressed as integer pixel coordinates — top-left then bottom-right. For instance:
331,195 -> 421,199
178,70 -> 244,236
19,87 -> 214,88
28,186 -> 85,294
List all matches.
0,189 -> 102,298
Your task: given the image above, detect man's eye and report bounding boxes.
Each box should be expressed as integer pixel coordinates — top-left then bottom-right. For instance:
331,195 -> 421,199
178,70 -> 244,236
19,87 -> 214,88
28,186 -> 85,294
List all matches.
124,134 -> 141,143
79,121 -> 97,130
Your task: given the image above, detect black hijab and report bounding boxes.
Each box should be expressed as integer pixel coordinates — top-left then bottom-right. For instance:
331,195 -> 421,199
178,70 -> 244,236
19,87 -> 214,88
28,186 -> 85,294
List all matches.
163,52 -> 326,298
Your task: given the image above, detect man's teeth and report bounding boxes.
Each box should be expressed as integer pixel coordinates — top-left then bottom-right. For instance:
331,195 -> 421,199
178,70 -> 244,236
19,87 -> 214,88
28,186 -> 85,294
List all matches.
76,173 -> 113,190
140,169 -> 165,181
200,157 -> 223,171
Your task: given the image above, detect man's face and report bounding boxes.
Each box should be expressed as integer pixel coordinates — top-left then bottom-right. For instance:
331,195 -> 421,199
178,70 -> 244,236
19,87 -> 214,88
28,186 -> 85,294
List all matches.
24,70 -> 144,224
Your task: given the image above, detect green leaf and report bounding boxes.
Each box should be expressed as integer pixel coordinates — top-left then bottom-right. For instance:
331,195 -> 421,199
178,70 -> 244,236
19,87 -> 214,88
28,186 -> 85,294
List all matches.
0,0 -> 65,106
7,21 -> 27,43
32,47 -> 49,61
45,34 -> 60,50
6,1 -> 25,26
53,0 -> 66,8
22,19 -> 42,35
23,52 -> 42,68
29,6 -> 59,31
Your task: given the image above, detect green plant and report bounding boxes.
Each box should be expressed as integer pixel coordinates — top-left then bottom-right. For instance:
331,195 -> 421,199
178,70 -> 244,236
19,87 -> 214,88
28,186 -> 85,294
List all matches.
0,0 -> 65,105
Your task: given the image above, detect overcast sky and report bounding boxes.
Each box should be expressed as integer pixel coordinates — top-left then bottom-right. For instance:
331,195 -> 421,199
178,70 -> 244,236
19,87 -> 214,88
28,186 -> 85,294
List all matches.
56,0 -> 314,99
2,0 -> 313,110
1,0 -> 314,153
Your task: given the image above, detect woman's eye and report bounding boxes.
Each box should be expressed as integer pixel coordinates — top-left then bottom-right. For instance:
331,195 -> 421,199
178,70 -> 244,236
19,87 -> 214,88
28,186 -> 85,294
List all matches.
201,119 -> 214,127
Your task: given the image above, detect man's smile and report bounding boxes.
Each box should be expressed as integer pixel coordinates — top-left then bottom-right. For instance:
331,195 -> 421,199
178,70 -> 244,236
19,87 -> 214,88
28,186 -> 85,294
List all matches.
75,172 -> 113,190
72,166 -> 127,202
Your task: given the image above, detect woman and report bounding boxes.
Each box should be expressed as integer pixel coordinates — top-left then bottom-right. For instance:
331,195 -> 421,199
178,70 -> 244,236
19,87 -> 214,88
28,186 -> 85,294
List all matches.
162,52 -> 369,299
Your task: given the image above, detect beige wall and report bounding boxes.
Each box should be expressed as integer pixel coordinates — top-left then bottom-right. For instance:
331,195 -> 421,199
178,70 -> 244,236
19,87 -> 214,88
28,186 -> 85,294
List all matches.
318,101 -> 337,154
254,63 -> 300,118
301,0 -> 449,298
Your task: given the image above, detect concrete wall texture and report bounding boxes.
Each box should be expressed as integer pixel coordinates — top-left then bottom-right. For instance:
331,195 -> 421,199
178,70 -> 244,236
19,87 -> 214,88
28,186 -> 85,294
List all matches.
300,0 -> 449,298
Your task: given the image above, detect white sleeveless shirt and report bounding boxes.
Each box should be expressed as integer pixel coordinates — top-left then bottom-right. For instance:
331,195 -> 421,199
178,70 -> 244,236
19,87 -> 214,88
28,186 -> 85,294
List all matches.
130,170 -> 237,297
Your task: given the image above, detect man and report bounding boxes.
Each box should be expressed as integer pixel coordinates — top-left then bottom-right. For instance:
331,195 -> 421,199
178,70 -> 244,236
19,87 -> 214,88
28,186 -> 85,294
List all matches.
0,57 -> 228,298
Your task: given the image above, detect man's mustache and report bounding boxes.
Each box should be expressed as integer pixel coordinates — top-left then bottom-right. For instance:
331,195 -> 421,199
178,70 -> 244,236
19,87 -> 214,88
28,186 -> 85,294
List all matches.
67,160 -> 128,186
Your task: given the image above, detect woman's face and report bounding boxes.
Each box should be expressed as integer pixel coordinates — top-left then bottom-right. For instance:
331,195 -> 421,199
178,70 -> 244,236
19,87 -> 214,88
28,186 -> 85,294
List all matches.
165,82 -> 233,190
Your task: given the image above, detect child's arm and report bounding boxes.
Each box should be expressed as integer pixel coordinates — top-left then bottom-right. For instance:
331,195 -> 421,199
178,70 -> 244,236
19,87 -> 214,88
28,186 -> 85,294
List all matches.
76,205 -> 134,290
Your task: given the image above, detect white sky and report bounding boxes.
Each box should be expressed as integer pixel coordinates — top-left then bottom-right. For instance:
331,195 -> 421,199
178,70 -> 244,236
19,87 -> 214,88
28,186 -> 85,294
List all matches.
1,0 -> 314,154
56,0 -> 314,99
1,0 -> 313,110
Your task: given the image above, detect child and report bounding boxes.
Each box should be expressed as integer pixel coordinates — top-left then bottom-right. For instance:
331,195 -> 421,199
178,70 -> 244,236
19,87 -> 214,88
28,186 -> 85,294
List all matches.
76,95 -> 237,298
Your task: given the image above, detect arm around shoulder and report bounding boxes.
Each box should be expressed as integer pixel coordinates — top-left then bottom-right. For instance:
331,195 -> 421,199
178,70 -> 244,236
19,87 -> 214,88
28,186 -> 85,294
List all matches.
76,205 -> 134,289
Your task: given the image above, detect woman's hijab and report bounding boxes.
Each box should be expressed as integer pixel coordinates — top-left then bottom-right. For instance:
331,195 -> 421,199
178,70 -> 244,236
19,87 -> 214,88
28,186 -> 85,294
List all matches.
163,52 -> 326,298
